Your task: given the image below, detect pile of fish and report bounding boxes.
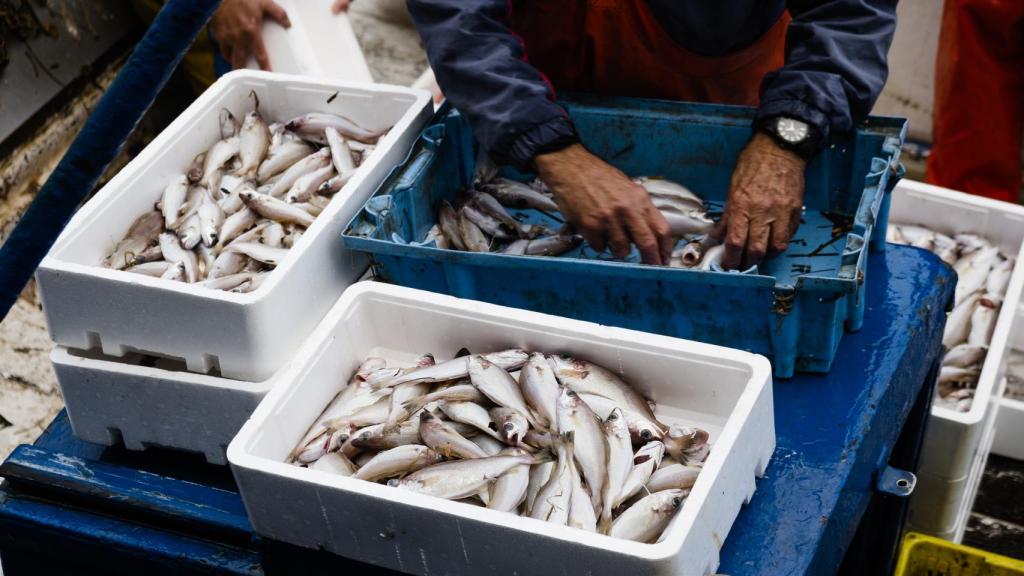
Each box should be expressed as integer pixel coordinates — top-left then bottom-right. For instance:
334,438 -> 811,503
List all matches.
1006,350 -> 1024,402
888,224 -> 1015,411
429,176 -> 722,267
291,349 -> 711,543
105,92 -> 389,292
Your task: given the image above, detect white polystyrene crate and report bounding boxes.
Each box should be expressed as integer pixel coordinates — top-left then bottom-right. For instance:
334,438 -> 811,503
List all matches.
889,179 -> 1024,480
245,0 -> 372,82
37,70 -> 432,381
228,283 -> 775,576
51,345 -> 278,465
907,416 -> 995,542
994,304 -> 1024,460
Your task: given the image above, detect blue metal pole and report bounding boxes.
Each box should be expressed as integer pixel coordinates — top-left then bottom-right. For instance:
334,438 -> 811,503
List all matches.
0,0 -> 223,320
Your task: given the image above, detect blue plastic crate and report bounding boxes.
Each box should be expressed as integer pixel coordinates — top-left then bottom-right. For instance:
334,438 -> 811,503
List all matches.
342,96 -> 907,377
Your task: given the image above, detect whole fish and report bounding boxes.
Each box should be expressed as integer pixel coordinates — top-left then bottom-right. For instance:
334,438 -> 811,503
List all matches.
198,189 -> 225,247
401,383 -> 486,415
520,352 -> 560,430
526,459 -> 556,515
126,261 -> 173,277
469,355 -> 539,427
419,411 -> 488,460
177,213 -> 202,250
488,447 -> 531,512
438,400 -> 502,440
374,349 -> 528,389
556,386 -> 607,513
257,139 -> 315,183
576,393 -> 664,444
330,397 -> 390,429
480,178 -> 560,212
458,210 -> 491,252
955,233 -> 989,255
615,441 -> 666,508
635,177 -> 703,210
646,463 -> 701,493
943,292 -> 982,348
199,272 -> 254,291
987,258 -> 1014,298
384,381 -> 432,431
125,245 -> 163,268
353,445 -> 443,482
218,185 -> 246,215
285,164 -> 335,204
218,207 -> 258,248
955,246 -> 1000,305
201,136 -> 240,193
932,233 -> 959,265
662,425 -> 710,463
219,108 -> 239,139
307,452 -> 356,477
678,234 -> 720,267
939,366 -> 981,386
462,203 -> 515,241
438,202 -> 467,251
608,489 -> 688,542
502,239 -> 529,255
107,211 -> 163,269
286,112 -> 386,144
161,261 -> 186,281
472,192 -> 528,238
943,343 -> 988,368
523,429 -> 553,450
294,357 -> 390,450
325,126 -> 356,173
470,433 -> 506,457
261,222 -> 285,248
187,152 -> 206,184
660,210 -> 716,237
226,242 -> 289,266
530,433 -> 573,524
548,356 -> 662,428
489,407 -> 528,446
524,235 -> 583,257
968,297 -> 999,347
395,453 -> 535,500
699,244 -> 725,270
161,175 -> 190,229
318,171 -> 355,196
264,148 -> 332,198
601,408 -> 634,529
208,250 -> 248,279
236,110 -> 270,179
158,232 -> 198,282
240,189 -> 316,227
348,419 -> 421,455
567,451 -> 598,532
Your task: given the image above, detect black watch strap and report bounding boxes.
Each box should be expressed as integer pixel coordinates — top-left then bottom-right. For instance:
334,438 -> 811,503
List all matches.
757,117 -> 823,161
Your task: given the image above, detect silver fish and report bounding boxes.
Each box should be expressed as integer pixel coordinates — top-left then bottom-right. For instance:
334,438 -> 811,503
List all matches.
458,210 -> 491,252
567,451 -> 598,532
208,250 -> 248,279
240,189 -> 316,227
932,232 -> 959,265
126,261 -> 173,277
524,429 -> 553,450
295,358 -> 390,450
489,407 -> 528,446
161,261 -> 186,281
226,242 -> 289,266
699,244 -> 725,270
943,292 -> 982,348
125,245 -> 164,268
285,164 -> 335,204
987,258 -> 1014,298
374,349 -> 528,389
660,210 -> 715,237
955,246 -> 1000,305
201,136 -> 240,193
264,148 -> 332,198
530,433 -> 573,524
419,411 -> 488,460
401,383 -> 486,415
309,452 -> 357,476
635,177 -> 704,210
968,296 -> 999,347
470,433 -> 506,456
218,207 -> 258,248
939,365 -> 981,386
556,386 -> 606,513
524,234 -> 583,257
158,232 -> 198,282
502,239 -> 529,255
488,447 -> 531,512
608,489 -> 688,542
662,425 -> 710,463
198,189 -> 225,247
257,139 -> 315,183
520,352 -> 560,430
481,178 -> 560,212
678,234 -> 720,267
438,401 -> 502,440
462,203 -> 515,241
943,343 -> 988,368
219,108 -> 239,139
526,459 -> 556,515
353,445 -> 443,482
646,463 -> 701,493
177,213 -> 202,250
395,453 -> 535,500
384,381 -> 431,431
262,222 -> 285,249
199,272 -> 253,291
187,153 -> 206,185
601,408 -> 633,529
438,201 -> 467,251
236,110 -> 270,180
325,126 -> 356,172
318,170 -> 355,196
285,112 -> 386,144
107,211 -> 163,269
469,355 -> 539,427
473,192 -> 528,238
549,356 -> 662,427
615,441 -> 665,508
161,175 -> 190,229
347,419 -> 421,455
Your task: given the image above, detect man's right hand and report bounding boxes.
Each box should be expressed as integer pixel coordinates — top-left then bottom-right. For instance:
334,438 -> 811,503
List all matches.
534,144 -> 673,265
210,0 -> 291,71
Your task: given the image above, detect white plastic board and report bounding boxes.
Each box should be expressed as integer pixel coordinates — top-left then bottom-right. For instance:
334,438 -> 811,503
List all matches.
37,70 -> 432,381
246,0 -> 373,82
228,283 -> 775,576
51,346 -> 279,465
889,179 -> 1024,482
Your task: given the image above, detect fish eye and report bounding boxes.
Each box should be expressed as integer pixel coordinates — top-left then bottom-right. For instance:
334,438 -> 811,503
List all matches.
672,497 -> 682,507
608,412 -> 618,420
503,422 -> 516,433
640,429 -> 653,440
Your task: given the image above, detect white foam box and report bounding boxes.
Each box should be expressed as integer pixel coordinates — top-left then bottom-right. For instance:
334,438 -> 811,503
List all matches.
889,180 -> 1024,482
245,0 -> 373,82
36,70 -> 432,381
50,345 -> 281,465
906,416 -> 996,543
228,283 -> 775,576
993,304 -> 1024,460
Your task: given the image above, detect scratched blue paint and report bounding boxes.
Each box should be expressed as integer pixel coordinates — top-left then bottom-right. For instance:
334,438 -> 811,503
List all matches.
342,97 -> 908,377
0,246 -> 950,576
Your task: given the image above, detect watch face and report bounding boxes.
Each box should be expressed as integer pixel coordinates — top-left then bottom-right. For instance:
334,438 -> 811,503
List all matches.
775,117 -> 809,144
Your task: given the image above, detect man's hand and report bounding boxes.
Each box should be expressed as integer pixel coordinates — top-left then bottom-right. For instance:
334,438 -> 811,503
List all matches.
534,144 -> 673,265
210,0 -> 291,71
719,133 -> 806,270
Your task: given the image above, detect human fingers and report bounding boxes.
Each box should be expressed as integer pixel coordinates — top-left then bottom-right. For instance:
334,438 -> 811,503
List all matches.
624,209 -> 664,265
262,0 -> 291,27
252,35 -> 272,71
721,211 -> 748,271
606,221 -> 632,260
742,219 -> 770,270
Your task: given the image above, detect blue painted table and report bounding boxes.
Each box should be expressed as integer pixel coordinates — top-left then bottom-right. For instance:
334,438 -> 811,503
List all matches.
0,245 -> 954,576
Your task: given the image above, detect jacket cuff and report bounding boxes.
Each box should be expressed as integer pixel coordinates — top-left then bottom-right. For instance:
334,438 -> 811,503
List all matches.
494,114 -> 579,172
755,98 -> 831,145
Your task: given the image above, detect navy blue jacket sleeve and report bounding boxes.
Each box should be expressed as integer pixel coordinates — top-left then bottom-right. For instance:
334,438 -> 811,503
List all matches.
756,0 -> 897,142
406,0 -> 577,170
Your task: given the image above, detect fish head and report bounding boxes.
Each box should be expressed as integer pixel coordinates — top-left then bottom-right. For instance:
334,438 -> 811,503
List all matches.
659,489 -> 690,513
416,353 -> 436,367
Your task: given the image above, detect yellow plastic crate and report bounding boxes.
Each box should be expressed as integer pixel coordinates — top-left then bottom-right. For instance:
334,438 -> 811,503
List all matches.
896,532 -> 1024,576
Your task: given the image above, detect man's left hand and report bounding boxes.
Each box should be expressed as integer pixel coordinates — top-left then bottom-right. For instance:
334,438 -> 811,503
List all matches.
719,132 -> 806,271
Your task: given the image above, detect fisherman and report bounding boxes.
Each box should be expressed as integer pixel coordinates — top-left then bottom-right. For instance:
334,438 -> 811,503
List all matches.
406,1 -> 898,270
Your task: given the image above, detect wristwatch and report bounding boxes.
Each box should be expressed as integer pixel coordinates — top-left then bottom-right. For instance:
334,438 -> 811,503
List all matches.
757,116 -> 822,161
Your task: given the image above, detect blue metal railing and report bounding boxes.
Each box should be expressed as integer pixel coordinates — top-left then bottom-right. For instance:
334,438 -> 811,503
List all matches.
0,0 -> 223,320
